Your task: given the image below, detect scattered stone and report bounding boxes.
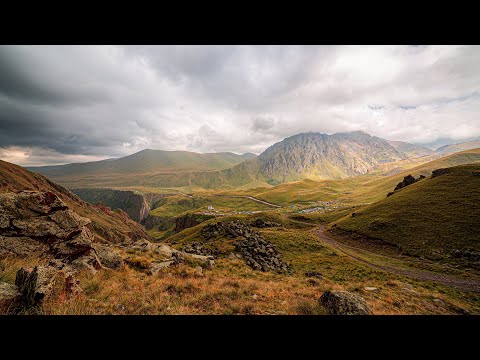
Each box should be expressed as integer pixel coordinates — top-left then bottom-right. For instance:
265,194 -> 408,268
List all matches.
235,236 -> 290,273
201,220 -> 289,272
364,287 -> 378,291
319,290 -> 373,315
252,294 -> 258,300
393,301 -> 402,308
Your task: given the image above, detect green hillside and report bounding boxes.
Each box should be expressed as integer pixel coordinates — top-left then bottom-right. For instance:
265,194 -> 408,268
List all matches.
29,149 -> 255,178
239,148 -> 480,206
331,163 -> 480,268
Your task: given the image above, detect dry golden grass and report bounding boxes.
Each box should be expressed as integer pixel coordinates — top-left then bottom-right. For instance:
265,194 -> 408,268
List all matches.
33,257 -> 479,315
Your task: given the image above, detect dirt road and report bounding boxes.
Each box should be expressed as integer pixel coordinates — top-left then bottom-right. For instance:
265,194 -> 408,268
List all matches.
213,194 -> 282,208
314,226 -> 480,293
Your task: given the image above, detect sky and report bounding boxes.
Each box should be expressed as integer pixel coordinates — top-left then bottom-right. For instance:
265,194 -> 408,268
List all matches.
0,45 -> 479,166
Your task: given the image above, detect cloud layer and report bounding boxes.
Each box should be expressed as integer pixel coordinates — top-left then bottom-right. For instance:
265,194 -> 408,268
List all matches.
0,45 -> 479,166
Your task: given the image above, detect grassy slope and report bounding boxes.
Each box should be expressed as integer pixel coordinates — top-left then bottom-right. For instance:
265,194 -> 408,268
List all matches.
332,164 -> 480,264
28,149 -> 257,189
150,194 -> 274,218
236,148 -> 480,206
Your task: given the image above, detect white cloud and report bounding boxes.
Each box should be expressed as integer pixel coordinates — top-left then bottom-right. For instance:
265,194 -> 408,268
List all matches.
0,45 -> 479,165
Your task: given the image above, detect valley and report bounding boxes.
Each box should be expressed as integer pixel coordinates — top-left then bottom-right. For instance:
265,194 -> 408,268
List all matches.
2,131 -> 480,315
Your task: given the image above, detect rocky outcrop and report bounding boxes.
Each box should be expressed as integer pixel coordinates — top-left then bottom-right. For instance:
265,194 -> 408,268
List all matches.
1,264 -> 82,314
387,174 -> 425,197
201,220 -> 290,273
319,290 -> 372,315
0,191 -> 128,273
0,160 -> 152,245
0,191 -> 96,262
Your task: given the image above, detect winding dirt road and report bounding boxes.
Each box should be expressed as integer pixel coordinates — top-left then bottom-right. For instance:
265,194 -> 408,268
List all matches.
289,219 -> 480,293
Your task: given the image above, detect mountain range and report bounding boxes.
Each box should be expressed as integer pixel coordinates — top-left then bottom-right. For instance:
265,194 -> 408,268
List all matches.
27,131 -> 480,189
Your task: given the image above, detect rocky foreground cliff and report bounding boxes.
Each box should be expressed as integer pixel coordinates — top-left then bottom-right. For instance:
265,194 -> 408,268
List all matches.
0,160 -> 150,244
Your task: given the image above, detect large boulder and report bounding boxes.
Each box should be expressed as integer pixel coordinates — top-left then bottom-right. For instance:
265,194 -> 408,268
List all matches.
319,290 -> 372,315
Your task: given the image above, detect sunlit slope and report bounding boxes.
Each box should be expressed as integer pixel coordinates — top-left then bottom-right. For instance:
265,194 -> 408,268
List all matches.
435,139 -> 480,156
332,163 -> 480,264
237,148 -> 480,205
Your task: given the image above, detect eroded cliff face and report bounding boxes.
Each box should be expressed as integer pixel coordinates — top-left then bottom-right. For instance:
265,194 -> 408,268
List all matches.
72,188 -> 151,223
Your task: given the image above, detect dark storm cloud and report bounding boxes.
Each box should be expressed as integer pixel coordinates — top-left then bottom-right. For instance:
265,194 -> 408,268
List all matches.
0,45 -> 479,166
0,46 -> 113,106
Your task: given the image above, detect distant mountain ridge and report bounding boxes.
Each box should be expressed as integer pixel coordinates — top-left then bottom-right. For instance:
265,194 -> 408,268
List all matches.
387,140 -> 434,158
28,149 -> 257,177
256,131 -> 406,184
435,139 -> 480,156
24,131 -> 480,189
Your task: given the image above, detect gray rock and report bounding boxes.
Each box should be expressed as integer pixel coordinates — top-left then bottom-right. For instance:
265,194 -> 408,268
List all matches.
94,244 -> 123,269
319,290 -> 373,315
148,260 -> 174,275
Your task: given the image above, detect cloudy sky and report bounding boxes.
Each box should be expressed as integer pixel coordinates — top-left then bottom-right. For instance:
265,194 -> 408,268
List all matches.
0,45 -> 479,166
